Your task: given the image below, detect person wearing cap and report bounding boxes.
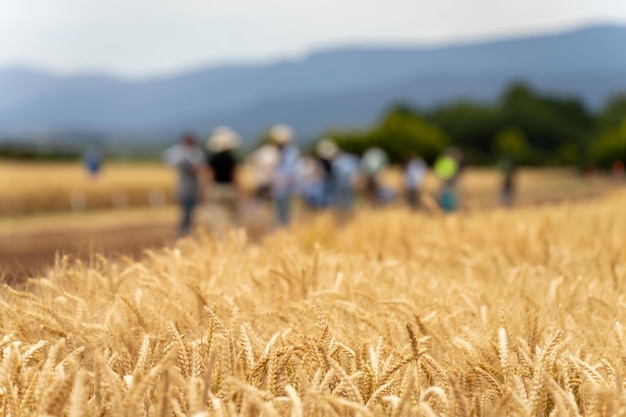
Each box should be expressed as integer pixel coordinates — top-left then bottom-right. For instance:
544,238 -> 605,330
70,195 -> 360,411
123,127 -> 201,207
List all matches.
205,126 -> 241,227
269,124 -> 300,226
162,133 -> 208,236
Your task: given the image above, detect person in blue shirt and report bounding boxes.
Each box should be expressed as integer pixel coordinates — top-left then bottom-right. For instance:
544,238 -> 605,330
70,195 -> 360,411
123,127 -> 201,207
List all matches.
163,134 -> 207,236
83,145 -> 102,178
317,138 -> 359,212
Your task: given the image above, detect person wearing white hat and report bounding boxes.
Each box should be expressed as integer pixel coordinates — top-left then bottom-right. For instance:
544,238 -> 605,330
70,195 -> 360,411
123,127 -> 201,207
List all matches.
205,126 -> 242,227
269,124 -> 300,226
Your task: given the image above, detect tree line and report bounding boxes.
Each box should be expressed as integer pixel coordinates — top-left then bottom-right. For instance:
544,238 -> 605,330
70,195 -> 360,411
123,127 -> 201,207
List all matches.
326,82 -> 626,167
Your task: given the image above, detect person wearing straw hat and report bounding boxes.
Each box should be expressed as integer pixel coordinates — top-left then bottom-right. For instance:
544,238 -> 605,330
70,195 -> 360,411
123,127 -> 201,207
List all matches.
205,126 -> 242,227
269,124 -> 300,226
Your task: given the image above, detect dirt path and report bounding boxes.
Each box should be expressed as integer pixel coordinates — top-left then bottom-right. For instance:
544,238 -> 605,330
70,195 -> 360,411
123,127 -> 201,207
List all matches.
0,222 -> 177,284
0,204 -> 274,284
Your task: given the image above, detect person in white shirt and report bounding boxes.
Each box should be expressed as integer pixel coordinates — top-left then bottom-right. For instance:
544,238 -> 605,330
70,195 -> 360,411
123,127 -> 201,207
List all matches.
248,144 -> 279,203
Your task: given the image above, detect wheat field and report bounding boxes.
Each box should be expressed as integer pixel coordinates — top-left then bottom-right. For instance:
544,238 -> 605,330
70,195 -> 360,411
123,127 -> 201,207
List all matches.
0,162 -> 174,215
0,161 -> 617,216
0,191 -> 625,416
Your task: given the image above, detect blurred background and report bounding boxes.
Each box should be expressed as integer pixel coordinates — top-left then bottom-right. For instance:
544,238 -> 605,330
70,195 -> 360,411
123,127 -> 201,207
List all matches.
1,0 -> 626,279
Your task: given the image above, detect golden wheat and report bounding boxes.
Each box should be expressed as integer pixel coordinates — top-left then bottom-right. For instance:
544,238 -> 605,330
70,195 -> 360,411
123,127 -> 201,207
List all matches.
0,191 -> 625,415
0,161 -> 618,216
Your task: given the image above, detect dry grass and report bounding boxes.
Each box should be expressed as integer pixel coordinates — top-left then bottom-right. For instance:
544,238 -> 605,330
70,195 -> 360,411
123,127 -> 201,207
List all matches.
0,161 -> 617,217
0,161 -> 174,215
0,190 -> 625,416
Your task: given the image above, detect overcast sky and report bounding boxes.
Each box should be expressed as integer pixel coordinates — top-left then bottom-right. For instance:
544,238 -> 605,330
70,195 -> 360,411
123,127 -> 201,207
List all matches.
1,0 -> 625,78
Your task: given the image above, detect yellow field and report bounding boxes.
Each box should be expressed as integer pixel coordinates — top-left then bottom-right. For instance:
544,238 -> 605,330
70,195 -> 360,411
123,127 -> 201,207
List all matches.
0,191 -> 624,416
0,160 -> 618,217
0,162 -> 174,215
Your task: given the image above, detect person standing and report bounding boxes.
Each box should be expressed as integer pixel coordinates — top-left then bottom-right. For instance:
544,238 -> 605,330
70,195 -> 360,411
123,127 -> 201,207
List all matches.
317,138 -> 359,212
163,134 -> 207,236
361,147 -> 389,206
498,155 -> 517,206
83,145 -> 103,179
269,124 -> 300,226
296,155 -> 326,210
206,126 -> 241,227
248,144 -> 279,205
316,139 -> 339,208
434,147 -> 464,212
404,152 -> 427,210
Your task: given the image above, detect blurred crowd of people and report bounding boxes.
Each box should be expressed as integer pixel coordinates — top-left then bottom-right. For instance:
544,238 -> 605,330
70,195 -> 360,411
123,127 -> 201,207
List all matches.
161,124 -> 472,236
160,124 -> 623,236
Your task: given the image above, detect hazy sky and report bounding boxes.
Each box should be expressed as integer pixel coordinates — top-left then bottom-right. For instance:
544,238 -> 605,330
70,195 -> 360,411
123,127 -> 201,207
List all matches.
1,0 -> 625,78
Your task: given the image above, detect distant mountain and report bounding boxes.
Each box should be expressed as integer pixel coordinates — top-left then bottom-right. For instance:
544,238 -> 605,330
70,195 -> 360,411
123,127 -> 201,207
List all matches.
1,24 -> 626,143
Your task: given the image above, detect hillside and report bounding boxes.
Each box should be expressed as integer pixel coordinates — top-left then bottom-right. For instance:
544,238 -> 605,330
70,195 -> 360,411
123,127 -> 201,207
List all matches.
1,24 -> 625,142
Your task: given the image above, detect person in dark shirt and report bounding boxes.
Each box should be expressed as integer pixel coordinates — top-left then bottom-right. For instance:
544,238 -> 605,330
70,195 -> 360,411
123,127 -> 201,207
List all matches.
316,140 -> 336,208
205,126 -> 241,227
209,150 -> 237,183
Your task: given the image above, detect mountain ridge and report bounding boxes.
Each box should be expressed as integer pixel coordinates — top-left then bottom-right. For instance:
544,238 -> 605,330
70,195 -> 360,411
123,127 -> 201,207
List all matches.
1,23 -> 626,142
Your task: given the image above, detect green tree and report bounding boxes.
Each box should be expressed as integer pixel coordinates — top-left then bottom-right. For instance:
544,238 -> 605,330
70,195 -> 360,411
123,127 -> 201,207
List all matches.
501,82 -> 594,157
599,94 -> 626,129
427,101 -> 502,154
492,128 -> 529,161
330,106 -> 448,163
328,129 -> 373,158
557,143 -> 581,166
591,121 -> 626,167
369,110 -> 448,163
